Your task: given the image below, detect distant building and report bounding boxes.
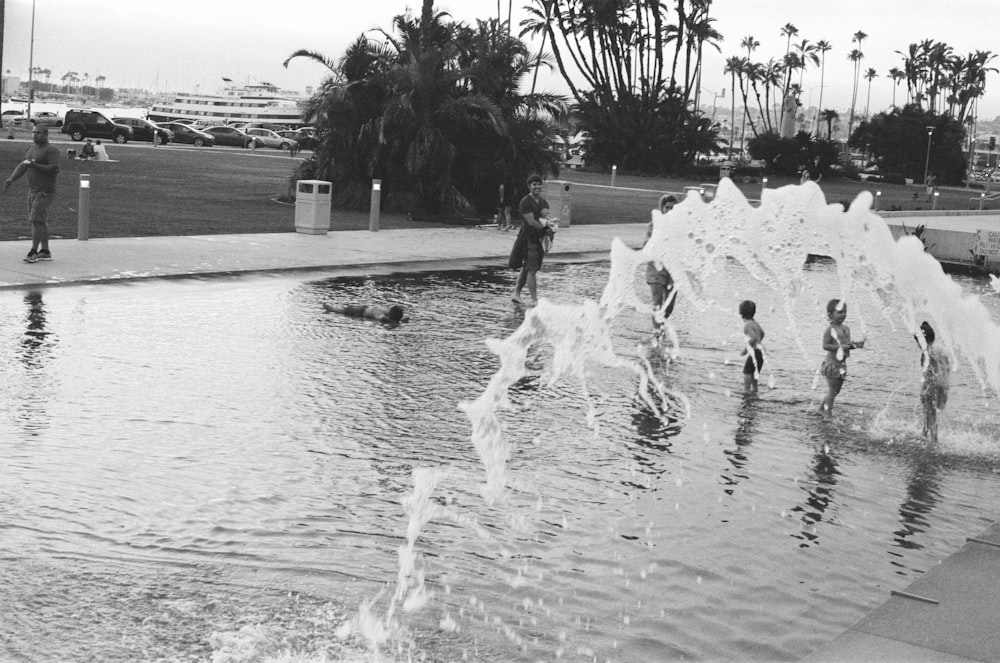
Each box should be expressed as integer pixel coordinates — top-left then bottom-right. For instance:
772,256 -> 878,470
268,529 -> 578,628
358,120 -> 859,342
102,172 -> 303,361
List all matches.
2,75 -> 22,98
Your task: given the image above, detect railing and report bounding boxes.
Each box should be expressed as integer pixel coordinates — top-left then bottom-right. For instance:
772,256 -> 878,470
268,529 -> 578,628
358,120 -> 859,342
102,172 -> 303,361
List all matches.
969,192 -> 1000,210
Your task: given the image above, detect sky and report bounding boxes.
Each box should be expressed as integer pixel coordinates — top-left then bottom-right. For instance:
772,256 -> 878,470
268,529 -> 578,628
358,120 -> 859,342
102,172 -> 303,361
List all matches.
3,0 -> 999,121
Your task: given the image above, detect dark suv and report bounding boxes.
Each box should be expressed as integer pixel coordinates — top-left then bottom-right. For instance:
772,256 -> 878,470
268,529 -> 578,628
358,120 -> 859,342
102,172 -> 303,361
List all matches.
60,109 -> 134,143
112,117 -> 172,145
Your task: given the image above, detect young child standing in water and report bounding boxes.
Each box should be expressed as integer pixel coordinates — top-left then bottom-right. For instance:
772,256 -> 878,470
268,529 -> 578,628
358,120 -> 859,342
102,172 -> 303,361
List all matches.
916,321 -> 950,442
645,194 -> 678,344
739,300 -> 765,394
819,298 -> 865,416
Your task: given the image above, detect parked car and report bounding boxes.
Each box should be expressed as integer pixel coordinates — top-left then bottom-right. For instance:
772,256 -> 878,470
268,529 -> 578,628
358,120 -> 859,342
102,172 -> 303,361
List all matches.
245,127 -> 296,150
1,110 -> 24,126
60,109 -> 134,143
203,125 -> 254,148
276,129 -> 317,151
158,122 -> 216,147
30,111 -> 63,127
112,117 -> 173,144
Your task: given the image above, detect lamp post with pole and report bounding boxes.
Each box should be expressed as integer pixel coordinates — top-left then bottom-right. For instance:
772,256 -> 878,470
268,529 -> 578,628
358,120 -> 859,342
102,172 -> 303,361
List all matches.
923,125 -> 935,190
25,0 -> 38,123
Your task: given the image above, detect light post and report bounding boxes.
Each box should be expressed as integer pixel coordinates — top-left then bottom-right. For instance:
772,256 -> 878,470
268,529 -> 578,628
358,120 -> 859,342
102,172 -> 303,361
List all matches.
923,125 -> 935,189
26,0 -> 38,122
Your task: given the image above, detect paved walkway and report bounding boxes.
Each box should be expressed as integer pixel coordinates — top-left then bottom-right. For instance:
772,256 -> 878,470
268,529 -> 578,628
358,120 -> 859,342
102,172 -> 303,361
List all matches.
805,522 -> 1000,662
0,223 -> 648,290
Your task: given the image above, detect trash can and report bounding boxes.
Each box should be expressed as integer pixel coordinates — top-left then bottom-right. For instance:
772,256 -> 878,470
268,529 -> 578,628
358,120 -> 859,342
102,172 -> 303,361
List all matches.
719,161 -> 733,180
545,179 -> 572,227
294,180 -> 332,234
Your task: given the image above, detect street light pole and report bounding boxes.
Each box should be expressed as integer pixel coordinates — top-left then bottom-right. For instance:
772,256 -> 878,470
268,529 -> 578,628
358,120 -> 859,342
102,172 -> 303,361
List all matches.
923,125 -> 935,188
26,0 -> 37,121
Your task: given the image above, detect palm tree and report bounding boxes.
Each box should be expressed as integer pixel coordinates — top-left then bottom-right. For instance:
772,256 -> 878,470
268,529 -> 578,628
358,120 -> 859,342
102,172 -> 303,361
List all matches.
847,46 -> 864,137
285,9 -> 559,215
888,66 -> 904,107
780,22 -> 798,94
95,74 -> 106,89
822,108 -> 839,139
812,40 -> 832,136
863,67 -> 878,119
724,55 -> 742,157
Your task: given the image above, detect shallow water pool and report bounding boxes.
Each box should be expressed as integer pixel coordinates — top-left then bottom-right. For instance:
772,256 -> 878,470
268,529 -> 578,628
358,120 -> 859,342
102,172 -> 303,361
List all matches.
2,261 -> 999,662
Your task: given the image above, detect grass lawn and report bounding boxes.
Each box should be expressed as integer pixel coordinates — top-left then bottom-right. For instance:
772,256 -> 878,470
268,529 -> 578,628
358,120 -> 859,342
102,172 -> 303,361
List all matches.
2,131 -> 991,241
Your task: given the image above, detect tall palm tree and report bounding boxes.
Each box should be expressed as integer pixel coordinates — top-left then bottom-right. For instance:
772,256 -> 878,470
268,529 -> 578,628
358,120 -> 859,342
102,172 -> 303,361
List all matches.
847,44 -> 864,137
887,67 -> 904,107
724,55 -> 742,157
813,40 -> 832,136
863,67 -> 878,120
780,22 -> 798,94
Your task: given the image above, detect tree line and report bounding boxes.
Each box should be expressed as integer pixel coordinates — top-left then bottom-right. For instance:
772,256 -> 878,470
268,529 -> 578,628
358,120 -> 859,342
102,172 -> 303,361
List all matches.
290,1 -> 997,213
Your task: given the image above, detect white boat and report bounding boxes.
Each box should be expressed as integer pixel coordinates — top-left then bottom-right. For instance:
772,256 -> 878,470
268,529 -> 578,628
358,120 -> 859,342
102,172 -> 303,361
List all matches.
147,82 -> 306,128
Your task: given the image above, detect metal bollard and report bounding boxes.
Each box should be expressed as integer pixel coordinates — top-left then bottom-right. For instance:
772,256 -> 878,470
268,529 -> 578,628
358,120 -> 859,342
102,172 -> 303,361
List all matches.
611,164 -> 617,187
78,174 -> 91,240
369,179 -> 381,232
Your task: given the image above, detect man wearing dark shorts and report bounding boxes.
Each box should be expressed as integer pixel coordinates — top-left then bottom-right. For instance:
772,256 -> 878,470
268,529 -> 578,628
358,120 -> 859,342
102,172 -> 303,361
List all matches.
509,174 -> 551,305
4,125 -> 60,263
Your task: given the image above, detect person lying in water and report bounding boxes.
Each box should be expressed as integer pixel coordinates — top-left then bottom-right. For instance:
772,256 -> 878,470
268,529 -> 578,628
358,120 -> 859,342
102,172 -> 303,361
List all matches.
323,302 -> 407,324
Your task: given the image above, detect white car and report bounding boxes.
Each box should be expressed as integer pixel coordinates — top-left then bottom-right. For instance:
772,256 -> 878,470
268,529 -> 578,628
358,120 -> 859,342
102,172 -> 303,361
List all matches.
245,127 -> 296,150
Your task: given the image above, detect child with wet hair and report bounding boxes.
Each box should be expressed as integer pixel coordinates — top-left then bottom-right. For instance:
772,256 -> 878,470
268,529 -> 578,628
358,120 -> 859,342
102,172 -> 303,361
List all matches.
916,321 -> 950,443
323,302 -> 407,325
739,300 -> 765,394
818,298 -> 865,416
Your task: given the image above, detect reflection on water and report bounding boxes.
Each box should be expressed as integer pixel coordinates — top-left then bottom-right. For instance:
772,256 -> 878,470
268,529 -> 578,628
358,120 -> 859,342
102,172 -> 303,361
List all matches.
0,263 -> 999,662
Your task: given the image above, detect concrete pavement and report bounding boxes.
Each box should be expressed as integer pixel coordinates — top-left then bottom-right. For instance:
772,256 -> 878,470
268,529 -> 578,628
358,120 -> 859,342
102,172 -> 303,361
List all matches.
0,223 -> 648,290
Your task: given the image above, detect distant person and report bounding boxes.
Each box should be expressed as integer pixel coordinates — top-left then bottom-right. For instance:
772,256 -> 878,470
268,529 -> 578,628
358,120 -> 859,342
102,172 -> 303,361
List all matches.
509,173 -> 555,306
739,300 -> 766,394
915,321 -> 950,443
800,168 -> 810,184
94,140 -> 109,161
80,139 -> 96,160
323,302 -> 407,325
925,172 -> 937,202
645,194 -> 678,343
3,124 -> 60,263
818,298 -> 865,416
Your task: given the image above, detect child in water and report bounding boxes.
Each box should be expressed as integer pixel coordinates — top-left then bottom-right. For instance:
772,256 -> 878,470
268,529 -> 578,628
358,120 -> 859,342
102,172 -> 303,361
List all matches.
739,300 -> 765,394
323,302 -> 407,325
916,321 -> 950,443
818,298 -> 865,416
645,194 -> 678,344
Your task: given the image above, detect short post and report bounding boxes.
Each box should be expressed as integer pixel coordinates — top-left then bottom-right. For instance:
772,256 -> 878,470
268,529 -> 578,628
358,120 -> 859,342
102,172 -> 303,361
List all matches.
933,191 -> 939,210
874,190 -> 881,211
369,179 -> 381,232
980,192 -> 986,211
611,165 -> 617,187
761,177 -> 768,201
78,174 -> 91,240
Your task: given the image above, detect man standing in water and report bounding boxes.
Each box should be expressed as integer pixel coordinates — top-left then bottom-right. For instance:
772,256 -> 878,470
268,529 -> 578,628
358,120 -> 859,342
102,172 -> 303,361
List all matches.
3,124 -> 60,263
509,174 -> 553,306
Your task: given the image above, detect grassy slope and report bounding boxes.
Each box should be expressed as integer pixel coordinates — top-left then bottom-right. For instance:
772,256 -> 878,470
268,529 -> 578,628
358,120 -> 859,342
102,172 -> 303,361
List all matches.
2,133 -> 987,241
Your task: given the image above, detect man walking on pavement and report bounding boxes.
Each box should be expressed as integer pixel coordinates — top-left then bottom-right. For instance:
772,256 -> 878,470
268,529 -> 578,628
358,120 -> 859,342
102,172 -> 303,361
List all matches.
4,124 -> 60,263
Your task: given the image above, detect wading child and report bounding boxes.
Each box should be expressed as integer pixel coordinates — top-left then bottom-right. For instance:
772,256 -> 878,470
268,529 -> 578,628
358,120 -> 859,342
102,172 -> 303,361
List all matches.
819,298 -> 865,416
916,321 -> 950,443
645,194 -> 678,343
739,300 -> 765,394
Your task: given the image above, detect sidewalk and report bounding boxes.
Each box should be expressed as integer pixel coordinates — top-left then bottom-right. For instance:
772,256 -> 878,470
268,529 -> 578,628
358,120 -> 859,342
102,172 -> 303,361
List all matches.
0,224 -> 648,290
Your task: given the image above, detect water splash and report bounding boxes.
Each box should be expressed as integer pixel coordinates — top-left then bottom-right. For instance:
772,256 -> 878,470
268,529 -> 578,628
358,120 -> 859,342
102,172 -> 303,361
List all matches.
368,178 -> 1000,654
